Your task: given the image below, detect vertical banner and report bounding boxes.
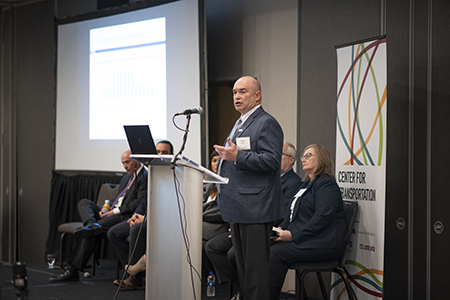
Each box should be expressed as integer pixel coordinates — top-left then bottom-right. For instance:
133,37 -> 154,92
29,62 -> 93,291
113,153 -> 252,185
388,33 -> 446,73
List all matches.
331,37 -> 386,300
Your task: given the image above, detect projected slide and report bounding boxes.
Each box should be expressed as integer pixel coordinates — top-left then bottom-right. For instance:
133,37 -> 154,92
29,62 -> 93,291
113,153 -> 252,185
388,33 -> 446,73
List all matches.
56,0 -> 201,172
89,17 -> 167,140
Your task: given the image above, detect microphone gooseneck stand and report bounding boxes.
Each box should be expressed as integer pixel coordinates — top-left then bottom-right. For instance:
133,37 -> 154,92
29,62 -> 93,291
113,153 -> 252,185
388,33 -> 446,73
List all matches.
170,114 -> 191,166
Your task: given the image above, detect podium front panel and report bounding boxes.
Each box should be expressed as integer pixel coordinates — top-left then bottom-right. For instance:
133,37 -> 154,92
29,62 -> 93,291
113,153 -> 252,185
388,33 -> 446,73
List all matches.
146,164 -> 202,300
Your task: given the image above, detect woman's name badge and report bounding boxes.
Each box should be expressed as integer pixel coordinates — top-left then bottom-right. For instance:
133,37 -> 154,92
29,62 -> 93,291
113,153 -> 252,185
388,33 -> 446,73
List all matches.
236,137 -> 251,150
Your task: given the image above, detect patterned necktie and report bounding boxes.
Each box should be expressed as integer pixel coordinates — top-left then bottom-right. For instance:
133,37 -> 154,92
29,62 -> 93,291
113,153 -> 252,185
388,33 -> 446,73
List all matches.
225,118 -> 242,147
217,118 -> 243,190
111,175 -> 134,208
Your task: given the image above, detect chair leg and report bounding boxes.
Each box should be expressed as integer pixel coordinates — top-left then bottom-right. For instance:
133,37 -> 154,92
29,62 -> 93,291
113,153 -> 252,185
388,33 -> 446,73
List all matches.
334,269 -> 355,300
297,269 -> 309,300
316,272 -> 330,300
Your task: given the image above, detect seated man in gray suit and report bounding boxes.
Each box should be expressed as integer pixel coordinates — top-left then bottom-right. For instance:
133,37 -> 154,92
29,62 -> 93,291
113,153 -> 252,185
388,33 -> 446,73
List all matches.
49,149 -> 148,282
214,76 -> 284,300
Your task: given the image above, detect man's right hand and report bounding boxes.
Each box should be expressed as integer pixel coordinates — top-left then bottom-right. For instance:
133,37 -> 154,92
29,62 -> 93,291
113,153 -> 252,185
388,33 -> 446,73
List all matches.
99,210 -> 113,218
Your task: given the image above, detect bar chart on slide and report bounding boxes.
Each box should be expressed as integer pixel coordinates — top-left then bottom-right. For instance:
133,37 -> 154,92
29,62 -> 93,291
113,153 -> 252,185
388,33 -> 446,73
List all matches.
89,17 -> 167,140
101,70 -> 152,99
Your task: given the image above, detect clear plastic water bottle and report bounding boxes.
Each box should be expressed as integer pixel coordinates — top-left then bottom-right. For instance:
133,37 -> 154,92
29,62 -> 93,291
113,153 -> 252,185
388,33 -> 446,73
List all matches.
206,271 -> 216,297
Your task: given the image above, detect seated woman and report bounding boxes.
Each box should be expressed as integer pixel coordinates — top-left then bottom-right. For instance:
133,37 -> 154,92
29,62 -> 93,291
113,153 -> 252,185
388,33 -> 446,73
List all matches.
269,144 -> 350,300
202,150 -> 229,278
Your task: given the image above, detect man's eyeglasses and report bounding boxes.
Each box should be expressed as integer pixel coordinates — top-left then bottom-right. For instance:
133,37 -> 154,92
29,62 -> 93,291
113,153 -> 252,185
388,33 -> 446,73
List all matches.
301,153 -> 315,160
282,153 -> 293,158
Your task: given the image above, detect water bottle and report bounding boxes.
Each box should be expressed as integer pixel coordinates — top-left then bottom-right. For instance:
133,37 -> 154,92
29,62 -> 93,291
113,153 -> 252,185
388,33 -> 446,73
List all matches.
102,200 -> 110,212
206,271 -> 216,297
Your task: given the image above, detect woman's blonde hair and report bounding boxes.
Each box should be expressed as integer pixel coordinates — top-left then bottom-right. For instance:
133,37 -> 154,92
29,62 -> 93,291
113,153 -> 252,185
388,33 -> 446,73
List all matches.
302,144 -> 335,181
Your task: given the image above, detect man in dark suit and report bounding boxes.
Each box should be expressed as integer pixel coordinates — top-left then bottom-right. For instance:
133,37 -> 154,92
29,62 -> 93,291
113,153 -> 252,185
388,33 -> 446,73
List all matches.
214,76 -> 284,300
280,142 -> 303,210
49,149 -> 148,282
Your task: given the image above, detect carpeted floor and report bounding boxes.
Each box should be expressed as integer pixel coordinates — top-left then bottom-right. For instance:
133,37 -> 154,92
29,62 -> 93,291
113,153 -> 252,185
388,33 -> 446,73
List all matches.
0,260 -> 299,300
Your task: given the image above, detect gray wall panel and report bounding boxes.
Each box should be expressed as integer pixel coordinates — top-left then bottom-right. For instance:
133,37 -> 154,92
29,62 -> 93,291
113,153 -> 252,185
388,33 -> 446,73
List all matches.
430,0 -> 450,298
384,1 -> 411,298
1,7 -> 19,263
298,0 -> 381,154
15,0 -> 56,262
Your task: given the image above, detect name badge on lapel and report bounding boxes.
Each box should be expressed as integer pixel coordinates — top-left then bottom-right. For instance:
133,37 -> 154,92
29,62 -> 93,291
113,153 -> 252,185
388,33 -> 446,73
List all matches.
236,137 -> 251,150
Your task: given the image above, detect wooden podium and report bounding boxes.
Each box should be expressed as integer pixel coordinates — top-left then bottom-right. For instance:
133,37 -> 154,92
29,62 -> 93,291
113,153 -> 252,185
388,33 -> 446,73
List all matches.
130,154 -> 228,300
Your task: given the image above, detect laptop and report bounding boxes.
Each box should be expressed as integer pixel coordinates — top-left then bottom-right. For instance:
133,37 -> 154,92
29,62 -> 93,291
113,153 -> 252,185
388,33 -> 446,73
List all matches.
123,125 -> 157,155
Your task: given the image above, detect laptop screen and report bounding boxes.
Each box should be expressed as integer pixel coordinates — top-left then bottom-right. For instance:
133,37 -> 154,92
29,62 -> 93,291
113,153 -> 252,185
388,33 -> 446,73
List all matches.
123,125 -> 157,155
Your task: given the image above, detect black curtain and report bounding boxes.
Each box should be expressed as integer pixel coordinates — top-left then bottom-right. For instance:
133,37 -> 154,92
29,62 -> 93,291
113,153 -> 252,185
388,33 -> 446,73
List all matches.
45,171 -> 123,263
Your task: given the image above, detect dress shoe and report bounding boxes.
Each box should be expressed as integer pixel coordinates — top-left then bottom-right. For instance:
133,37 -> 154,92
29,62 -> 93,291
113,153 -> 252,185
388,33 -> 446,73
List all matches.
125,254 -> 146,276
113,275 -> 143,290
73,223 -> 102,239
230,292 -> 243,300
49,268 -> 79,282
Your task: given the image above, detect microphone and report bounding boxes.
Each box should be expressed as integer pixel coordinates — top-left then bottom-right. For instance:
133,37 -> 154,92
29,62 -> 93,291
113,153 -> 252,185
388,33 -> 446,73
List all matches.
175,106 -> 203,116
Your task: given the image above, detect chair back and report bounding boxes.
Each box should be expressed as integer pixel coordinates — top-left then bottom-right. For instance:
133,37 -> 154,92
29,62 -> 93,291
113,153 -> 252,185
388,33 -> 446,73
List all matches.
96,183 -> 120,206
344,201 -> 358,232
339,201 -> 358,266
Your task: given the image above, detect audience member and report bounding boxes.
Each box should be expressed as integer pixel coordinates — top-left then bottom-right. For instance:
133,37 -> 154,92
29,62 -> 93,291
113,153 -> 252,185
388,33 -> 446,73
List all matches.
214,76 -> 284,300
202,150 -> 228,278
269,144 -> 350,299
49,149 -> 147,282
107,140 -> 173,289
280,142 -> 303,210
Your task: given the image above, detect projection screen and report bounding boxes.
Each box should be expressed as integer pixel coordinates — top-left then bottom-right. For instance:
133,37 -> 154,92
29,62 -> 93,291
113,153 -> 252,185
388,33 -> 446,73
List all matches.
55,0 -> 203,172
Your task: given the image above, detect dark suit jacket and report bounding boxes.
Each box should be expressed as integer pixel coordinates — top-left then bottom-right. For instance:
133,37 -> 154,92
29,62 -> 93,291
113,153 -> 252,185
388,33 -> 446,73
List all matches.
119,167 -> 148,216
282,174 -> 349,250
218,106 -> 284,224
203,183 -> 228,241
281,169 -> 303,210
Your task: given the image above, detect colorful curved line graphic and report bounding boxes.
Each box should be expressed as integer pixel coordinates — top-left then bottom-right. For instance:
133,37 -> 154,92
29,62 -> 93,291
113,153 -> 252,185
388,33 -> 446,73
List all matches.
330,260 -> 383,299
337,38 -> 387,166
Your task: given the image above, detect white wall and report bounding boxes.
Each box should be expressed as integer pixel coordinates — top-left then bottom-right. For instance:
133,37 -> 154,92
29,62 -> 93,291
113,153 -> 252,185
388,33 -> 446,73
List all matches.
240,0 -> 298,149
206,0 -> 299,293
207,0 -> 299,152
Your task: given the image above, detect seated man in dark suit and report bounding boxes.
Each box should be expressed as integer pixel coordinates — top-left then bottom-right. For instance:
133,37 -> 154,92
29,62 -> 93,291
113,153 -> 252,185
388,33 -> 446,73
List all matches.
49,149 -> 148,282
280,141 -> 303,211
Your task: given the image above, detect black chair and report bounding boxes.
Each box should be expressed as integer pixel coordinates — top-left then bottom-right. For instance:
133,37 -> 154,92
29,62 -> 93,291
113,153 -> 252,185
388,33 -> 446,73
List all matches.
290,201 -> 358,300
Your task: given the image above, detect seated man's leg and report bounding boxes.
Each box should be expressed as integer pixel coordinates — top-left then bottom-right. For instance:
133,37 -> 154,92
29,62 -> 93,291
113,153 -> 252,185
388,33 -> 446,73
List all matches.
202,239 -> 215,280
108,220 -> 132,268
66,236 -> 96,271
205,232 -> 235,285
128,221 -> 146,266
74,199 -> 103,238
49,214 -> 129,282
77,198 -> 101,225
111,221 -> 146,290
